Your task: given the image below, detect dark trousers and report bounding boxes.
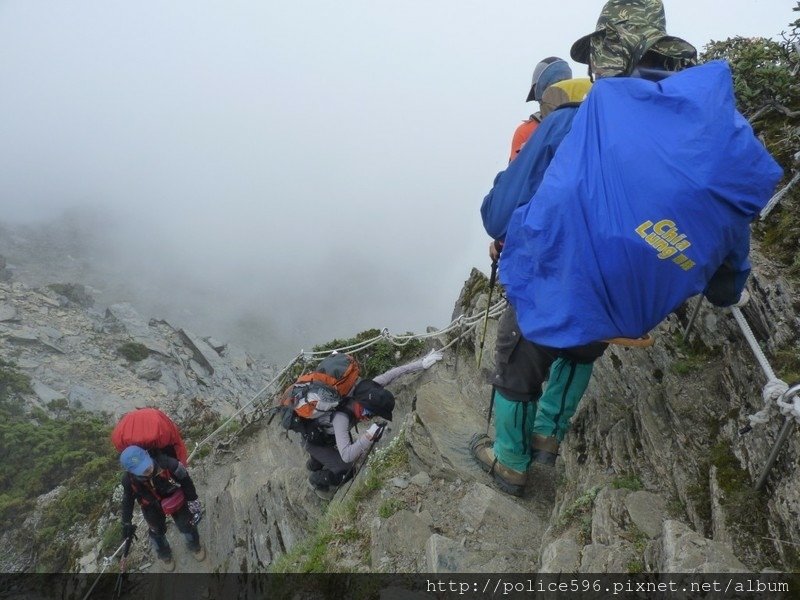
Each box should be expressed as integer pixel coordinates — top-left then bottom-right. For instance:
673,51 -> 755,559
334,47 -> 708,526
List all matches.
491,306 -> 607,402
141,503 -> 200,557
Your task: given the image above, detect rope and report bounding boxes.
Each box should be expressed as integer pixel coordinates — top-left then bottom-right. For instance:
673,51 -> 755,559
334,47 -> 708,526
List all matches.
729,306 -> 800,425
731,307 -> 776,381
777,383 -> 800,424
80,540 -> 128,600
748,379 -> 790,427
187,353 -> 303,461
83,290 -> 508,597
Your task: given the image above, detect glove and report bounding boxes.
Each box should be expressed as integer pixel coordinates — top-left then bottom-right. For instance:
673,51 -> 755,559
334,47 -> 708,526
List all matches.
187,500 -> 203,526
422,350 -> 443,369
121,523 -> 137,540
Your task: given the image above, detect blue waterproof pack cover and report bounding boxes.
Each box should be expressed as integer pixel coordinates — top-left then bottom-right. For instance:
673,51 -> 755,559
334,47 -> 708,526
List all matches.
500,60 -> 783,348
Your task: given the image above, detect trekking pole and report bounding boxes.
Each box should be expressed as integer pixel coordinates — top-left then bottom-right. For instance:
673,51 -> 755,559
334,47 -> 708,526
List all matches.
682,295 -> 703,343
755,383 -> 800,490
114,535 -> 134,598
476,259 -> 498,370
486,387 -> 495,434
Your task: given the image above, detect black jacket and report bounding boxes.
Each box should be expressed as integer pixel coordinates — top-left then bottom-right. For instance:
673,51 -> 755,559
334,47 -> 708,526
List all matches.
121,454 -> 198,522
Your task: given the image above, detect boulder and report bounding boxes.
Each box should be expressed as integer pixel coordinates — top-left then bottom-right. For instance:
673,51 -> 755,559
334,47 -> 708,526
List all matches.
135,358 -> 162,381
458,482 -> 540,551
539,537 -> 582,573
0,304 -> 19,322
371,510 -> 432,568
625,490 -> 667,539
658,520 -> 747,573
105,303 -> 169,355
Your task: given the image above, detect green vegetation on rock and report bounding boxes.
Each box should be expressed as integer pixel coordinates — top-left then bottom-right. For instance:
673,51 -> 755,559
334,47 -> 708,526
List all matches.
311,329 -> 425,380
117,342 -> 149,362
669,333 -> 720,376
612,474 -> 644,492
702,5 -> 800,276
0,359 -> 118,571
271,431 -> 409,573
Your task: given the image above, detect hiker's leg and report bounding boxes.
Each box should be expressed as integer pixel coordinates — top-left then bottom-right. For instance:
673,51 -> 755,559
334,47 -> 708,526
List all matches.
534,359 -> 595,442
309,467 -> 354,488
304,442 -> 353,488
490,306 -> 555,471
142,504 -> 171,559
172,504 -> 200,551
491,390 -> 538,471
304,441 -> 351,474
532,342 -> 607,461
306,456 -> 324,471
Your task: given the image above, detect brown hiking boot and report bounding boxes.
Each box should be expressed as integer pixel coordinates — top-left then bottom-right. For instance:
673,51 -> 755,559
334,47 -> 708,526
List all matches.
469,433 -> 527,497
531,434 -> 559,466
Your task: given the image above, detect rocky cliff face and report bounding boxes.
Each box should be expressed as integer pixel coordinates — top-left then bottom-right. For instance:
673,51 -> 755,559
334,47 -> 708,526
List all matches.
445,256 -> 799,574
2,245 -> 798,576
183,250 -> 798,576
0,265 -> 278,572
542,250 -> 800,573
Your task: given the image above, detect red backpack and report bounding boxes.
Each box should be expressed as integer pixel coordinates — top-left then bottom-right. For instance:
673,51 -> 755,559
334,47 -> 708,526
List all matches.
112,408 -> 189,465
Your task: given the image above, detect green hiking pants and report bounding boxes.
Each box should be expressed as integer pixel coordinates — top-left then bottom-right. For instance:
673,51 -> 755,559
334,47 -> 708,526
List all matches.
492,389 -> 537,472
492,358 -> 594,471
534,359 -> 594,442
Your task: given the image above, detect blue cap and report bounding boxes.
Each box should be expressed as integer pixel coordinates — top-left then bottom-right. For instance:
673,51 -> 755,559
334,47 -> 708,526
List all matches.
120,445 -> 154,476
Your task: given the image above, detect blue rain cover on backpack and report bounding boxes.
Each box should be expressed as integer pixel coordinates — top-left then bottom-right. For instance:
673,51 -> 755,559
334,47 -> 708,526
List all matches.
499,60 -> 783,348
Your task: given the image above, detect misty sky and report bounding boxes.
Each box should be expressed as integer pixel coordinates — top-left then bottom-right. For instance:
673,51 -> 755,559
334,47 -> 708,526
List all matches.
0,1 -> 793,359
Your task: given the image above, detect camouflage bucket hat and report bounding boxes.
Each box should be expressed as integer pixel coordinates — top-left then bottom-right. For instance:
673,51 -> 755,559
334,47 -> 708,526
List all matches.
570,0 -> 697,77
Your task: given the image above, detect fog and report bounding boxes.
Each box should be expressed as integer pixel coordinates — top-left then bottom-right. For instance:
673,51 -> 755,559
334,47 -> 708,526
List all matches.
0,1 -> 791,360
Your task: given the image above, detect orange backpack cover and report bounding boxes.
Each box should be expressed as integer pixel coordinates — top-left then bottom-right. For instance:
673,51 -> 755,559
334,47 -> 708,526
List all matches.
111,407 -> 189,465
293,353 -> 360,398
280,353 -> 360,419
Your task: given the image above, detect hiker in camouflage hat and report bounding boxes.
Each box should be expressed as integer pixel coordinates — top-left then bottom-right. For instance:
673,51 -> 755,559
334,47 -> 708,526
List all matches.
570,0 -> 697,78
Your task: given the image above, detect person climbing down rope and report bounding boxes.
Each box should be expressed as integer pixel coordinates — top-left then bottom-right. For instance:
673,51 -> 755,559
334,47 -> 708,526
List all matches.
508,56 -> 573,162
119,445 -> 205,571
295,352 -> 442,499
473,0 -> 782,498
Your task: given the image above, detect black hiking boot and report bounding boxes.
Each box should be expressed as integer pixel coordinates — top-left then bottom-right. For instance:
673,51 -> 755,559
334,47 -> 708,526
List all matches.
469,433 -> 527,497
308,468 -> 355,500
308,470 -> 334,500
308,469 -> 334,491
306,457 -> 323,471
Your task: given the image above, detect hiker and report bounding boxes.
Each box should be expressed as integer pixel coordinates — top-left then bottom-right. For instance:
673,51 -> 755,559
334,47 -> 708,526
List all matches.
119,445 -> 205,571
508,57 -> 573,163
472,0 -> 782,497
300,352 -> 442,496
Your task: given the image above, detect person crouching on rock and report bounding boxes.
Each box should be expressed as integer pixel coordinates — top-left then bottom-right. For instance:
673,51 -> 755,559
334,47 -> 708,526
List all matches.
119,445 -> 205,571
305,381 -> 395,498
